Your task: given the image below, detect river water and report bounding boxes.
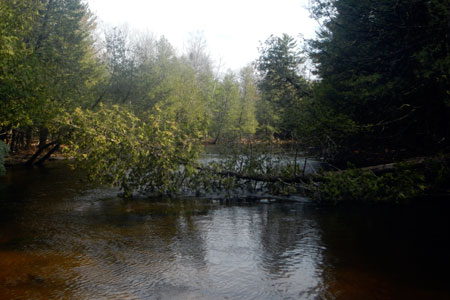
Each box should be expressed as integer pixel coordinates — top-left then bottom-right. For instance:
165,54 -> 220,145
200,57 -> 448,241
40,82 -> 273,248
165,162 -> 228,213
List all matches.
0,162 -> 449,300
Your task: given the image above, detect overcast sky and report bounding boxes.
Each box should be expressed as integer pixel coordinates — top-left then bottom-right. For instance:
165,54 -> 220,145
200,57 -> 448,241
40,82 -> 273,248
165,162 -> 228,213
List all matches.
87,0 -> 318,71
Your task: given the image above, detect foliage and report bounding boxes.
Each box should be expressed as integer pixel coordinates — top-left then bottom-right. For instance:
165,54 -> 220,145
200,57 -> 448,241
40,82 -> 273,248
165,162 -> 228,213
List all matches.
0,0 -> 260,192
208,72 -> 241,142
256,34 -> 310,138
422,156 -> 450,195
0,141 -> 8,176
0,0 -> 102,157
308,0 -> 450,164
62,105 -> 203,197
316,164 -> 426,204
96,31 -> 214,141
2,0 -> 447,204
188,142 -> 309,197
0,0 -> 41,128
238,66 -> 259,137
95,27 -> 136,107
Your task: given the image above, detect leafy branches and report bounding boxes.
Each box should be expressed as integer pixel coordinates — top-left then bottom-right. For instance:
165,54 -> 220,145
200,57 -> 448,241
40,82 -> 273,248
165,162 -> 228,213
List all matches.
316,164 -> 426,203
62,105 -> 202,197
256,34 -> 310,138
308,0 -> 450,164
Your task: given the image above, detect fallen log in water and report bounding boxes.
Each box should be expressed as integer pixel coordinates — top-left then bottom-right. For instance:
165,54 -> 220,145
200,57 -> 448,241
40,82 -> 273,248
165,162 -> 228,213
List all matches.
212,170 -> 309,183
24,141 -> 58,166
200,155 -> 448,184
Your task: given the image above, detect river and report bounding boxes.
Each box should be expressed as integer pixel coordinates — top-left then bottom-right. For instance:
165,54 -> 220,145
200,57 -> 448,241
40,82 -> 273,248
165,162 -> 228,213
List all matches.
0,162 -> 449,299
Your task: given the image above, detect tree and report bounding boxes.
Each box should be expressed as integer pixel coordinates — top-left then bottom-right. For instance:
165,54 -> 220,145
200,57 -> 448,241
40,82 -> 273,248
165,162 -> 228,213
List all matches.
185,32 -> 213,78
256,34 -> 310,138
62,105 -> 203,197
93,27 -> 136,108
237,65 -> 259,138
209,72 -> 241,143
0,0 -> 41,130
309,0 -> 450,165
30,0 -> 101,117
0,0 -> 102,155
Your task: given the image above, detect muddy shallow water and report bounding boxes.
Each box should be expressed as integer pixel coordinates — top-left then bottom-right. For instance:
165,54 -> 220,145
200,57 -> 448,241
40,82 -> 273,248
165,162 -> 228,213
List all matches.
0,162 -> 449,299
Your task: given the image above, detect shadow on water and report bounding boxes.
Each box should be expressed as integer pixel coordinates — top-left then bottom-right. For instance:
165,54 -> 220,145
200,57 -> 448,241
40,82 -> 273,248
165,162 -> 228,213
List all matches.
316,203 -> 450,300
0,161 -> 449,299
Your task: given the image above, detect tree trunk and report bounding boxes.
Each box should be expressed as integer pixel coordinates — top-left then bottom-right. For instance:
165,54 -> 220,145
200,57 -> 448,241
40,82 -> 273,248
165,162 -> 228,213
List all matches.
17,129 -> 25,150
25,141 -> 56,166
196,156 -> 444,185
36,143 -> 60,166
38,127 -> 49,148
25,127 -> 33,150
10,130 -> 16,153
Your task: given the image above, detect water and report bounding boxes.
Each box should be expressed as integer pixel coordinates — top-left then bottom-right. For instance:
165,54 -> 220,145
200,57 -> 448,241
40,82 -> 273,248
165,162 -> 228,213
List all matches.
0,162 -> 449,299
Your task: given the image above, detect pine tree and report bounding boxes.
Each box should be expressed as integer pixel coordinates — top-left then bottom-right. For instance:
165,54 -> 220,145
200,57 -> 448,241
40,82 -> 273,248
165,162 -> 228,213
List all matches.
309,0 -> 450,164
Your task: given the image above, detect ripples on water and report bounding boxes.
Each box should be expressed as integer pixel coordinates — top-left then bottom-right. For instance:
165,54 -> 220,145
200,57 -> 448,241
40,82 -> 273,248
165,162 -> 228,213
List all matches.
0,162 -> 449,299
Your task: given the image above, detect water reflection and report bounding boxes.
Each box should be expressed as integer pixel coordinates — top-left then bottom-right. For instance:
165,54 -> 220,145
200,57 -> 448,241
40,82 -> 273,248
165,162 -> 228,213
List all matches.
316,205 -> 450,300
255,204 -> 326,298
0,162 -> 449,299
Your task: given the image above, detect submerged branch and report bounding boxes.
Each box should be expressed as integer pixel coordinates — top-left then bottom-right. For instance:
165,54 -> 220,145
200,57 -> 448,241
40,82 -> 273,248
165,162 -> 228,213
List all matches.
213,170 -> 309,183
193,164 -> 310,184
195,155 -> 444,186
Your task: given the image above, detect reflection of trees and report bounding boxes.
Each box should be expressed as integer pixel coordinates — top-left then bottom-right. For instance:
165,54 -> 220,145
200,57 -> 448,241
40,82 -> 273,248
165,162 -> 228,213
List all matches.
99,197 -> 209,269
63,197 -> 211,298
315,205 -> 450,300
171,201 -> 209,269
253,203 -> 327,299
256,204 -> 324,276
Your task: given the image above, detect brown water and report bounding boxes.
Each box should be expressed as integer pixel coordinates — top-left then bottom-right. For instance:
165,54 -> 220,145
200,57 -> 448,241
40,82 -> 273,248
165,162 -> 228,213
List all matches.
0,162 -> 449,300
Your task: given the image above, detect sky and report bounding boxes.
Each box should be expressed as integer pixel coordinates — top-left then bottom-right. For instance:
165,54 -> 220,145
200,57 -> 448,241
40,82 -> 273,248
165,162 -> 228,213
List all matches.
86,0 -> 318,71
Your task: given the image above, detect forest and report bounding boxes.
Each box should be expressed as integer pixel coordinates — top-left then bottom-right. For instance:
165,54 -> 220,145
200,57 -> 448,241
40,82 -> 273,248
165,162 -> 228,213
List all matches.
1,0 -> 450,201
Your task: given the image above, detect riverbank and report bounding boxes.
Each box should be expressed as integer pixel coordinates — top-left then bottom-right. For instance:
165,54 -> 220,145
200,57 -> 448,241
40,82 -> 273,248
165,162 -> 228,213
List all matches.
3,144 -> 449,204
4,149 -> 66,167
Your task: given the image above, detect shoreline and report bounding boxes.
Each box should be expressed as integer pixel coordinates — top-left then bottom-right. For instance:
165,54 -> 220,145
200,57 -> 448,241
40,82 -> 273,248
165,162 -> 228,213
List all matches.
4,152 -> 67,167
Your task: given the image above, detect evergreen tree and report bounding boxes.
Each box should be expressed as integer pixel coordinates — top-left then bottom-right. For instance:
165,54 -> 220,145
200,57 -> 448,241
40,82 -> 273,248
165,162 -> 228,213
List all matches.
310,0 -> 450,164
0,0 -> 102,147
256,34 -> 309,138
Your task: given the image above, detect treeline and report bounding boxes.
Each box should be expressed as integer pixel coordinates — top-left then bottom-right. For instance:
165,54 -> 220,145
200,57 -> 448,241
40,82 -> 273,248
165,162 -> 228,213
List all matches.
0,0 -> 259,154
1,0 -> 449,197
255,0 -> 450,167
306,0 -> 450,166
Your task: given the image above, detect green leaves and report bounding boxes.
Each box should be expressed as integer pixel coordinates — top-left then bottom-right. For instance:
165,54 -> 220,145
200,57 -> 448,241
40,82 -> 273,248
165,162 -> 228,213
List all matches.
317,164 -> 426,203
0,141 -> 9,176
208,72 -> 241,143
63,105 -> 202,196
0,0 -> 102,130
256,34 -> 310,138
309,0 -> 450,164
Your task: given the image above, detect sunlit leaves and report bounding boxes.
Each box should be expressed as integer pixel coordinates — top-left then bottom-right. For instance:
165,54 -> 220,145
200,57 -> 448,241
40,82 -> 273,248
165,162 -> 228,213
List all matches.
0,0 -> 101,129
62,105 -> 202,196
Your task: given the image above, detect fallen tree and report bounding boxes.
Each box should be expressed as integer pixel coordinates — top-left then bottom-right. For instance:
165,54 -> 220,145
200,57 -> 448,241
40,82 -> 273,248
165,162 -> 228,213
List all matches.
197,154 -> 450,203
24,141 -> 59,167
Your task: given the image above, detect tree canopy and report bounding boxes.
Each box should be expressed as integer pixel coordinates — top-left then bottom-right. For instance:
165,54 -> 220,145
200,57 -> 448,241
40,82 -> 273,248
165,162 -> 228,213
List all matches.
308,0 -> 450,165
256,34 -> 310,138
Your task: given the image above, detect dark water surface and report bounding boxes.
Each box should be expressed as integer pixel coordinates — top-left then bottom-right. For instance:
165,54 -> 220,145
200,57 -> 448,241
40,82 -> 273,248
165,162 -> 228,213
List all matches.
0,162 -> 449,300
